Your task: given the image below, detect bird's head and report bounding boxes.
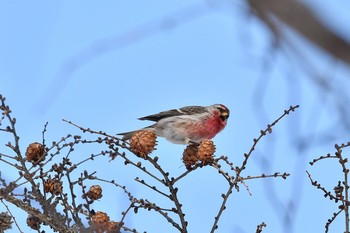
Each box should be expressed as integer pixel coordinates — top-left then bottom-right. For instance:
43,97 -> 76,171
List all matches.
212,104 -> 230,122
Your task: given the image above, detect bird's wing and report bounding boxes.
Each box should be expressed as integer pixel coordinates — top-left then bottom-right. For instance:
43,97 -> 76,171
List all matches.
138,106 -> 207,122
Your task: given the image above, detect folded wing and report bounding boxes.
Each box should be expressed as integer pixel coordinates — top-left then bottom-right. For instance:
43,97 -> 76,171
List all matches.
138,106 -> 207,122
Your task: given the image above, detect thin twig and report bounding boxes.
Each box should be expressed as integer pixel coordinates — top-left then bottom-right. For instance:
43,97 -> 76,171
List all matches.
210,185 -> 234,233
135,177 -> 170,198
237,105 -> 299,176
256,222 -> 267,233
335,144 -> 350,233
146,156 -> 188,232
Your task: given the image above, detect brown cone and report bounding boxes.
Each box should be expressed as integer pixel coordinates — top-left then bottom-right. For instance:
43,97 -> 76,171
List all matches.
130,130 -> 157,158
84,185 -> 103,201
26,142 -> 46,163
105,221 -> 120,233
44,178 -> 63,195
197,139 -> 216,164
26,215 -> 42,230
91,211 -> 110,232
182,144 -> 199,170
92,211 -> 110,224
0,212 -> 12,231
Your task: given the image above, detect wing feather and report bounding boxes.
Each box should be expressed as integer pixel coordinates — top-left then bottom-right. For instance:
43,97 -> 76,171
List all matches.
138,106 -> 207,122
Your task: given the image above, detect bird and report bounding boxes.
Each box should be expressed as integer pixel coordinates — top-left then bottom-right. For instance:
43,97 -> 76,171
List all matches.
118,104 -> 230,144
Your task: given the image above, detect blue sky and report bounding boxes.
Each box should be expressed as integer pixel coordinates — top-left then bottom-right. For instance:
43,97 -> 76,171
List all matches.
1,1 -> 350,233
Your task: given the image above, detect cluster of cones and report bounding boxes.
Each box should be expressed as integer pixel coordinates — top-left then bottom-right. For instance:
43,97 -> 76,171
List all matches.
84,186 -> 120,232
23,130 -> 216,231
25,130 -> 216,171
128,130 -> 216,169
90,211 -> 120,233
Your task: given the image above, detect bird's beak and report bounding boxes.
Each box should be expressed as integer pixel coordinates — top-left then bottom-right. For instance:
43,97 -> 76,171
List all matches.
220,111 -> 229,121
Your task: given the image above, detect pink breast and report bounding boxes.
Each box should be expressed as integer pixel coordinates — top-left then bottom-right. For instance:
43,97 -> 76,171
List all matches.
193,114 -> 226,139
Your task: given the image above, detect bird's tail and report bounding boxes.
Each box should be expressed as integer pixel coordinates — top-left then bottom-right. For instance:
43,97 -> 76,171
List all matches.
118,125 -> 156,141
117,130 -> 139,141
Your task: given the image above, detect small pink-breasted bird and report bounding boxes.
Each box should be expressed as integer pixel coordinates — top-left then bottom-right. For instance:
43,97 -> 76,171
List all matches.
118,104 -> 230,144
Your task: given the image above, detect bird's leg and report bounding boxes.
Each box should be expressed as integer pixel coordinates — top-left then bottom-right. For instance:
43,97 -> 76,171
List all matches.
187,140 -> 199,146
